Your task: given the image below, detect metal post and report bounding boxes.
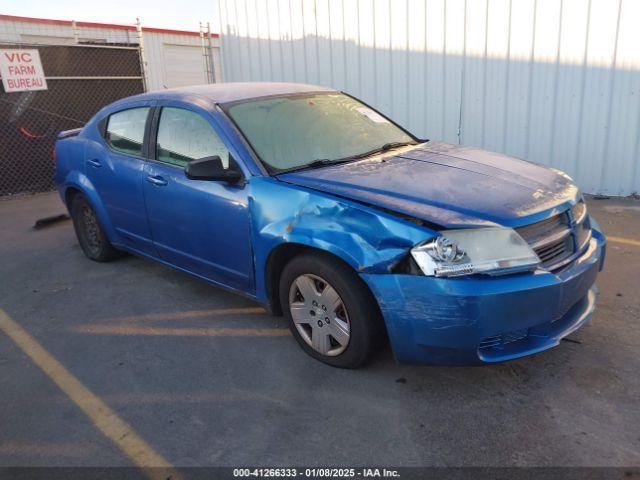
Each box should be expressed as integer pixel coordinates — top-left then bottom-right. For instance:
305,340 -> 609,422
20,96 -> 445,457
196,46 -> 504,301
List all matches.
199,22 -> 208,84
207,22 -> 216,83
135,18 -> 148,91
200,22 -> 214,84
71,20 -> 79,44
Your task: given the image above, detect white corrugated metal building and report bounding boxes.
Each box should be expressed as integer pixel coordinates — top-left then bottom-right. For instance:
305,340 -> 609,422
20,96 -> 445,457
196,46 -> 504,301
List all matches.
0,14 -> 222,90
218,0 -> 640,196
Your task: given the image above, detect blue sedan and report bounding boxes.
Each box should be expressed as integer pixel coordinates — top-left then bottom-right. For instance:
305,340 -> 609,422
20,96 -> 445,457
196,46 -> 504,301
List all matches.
55,82 -> 606,368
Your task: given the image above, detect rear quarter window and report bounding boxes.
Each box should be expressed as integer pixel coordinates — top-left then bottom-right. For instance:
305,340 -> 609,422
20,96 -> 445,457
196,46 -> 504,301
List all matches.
104,107 -> 149,157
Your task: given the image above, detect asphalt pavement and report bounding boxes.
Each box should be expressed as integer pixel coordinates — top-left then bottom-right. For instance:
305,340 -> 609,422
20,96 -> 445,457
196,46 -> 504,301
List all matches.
0,191 -> 639,468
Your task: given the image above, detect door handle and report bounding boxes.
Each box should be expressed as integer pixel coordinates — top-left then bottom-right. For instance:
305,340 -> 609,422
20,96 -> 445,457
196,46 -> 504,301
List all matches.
87,159 -> 102,168
146,175 -> 168,186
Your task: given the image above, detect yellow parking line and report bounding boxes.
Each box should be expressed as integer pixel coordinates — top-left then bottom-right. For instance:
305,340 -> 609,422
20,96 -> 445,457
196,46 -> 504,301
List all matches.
73,324 -> 290,337
0,309 -> 178,480
106,306 -> 266,323
608,236 -> 640,247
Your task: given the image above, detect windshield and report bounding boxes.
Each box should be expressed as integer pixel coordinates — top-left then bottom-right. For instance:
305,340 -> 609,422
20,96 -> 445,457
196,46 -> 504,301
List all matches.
226,93 -> 416,172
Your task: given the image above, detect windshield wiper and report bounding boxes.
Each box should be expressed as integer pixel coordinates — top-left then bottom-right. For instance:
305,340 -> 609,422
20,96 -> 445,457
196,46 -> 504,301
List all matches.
381,141 -> 417,151
275,141 -> 419,175
276,157 -> 355,174
304,158 -> 336,169
344,141 -> 418,161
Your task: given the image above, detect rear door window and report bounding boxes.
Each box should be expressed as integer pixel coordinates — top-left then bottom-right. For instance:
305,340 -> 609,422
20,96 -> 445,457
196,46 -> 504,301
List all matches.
105,107 -> 150,157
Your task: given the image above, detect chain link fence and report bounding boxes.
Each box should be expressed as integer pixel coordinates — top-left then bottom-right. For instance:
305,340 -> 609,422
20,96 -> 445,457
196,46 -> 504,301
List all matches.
0,15 -> 147,196
0,16 -> 221,196
0,41 -> 144,196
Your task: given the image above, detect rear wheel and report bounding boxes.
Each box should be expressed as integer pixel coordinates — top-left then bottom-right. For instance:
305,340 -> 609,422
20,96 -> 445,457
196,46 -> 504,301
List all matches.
70,194 -> 121,262
279,252 -> 383,368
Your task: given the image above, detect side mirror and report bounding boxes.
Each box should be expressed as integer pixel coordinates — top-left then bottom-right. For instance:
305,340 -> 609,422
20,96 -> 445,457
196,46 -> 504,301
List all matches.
185,155 -> 243,184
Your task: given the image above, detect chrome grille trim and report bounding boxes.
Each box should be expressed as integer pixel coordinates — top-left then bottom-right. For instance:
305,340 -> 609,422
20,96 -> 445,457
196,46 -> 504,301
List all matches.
535,235 -> 574,266
515,214 -> 567,245
516,211 -> 573,270
571,200 -> 587,224
515,201 -> 591,272
576,216 -> 592,251
527,226 -> 572,250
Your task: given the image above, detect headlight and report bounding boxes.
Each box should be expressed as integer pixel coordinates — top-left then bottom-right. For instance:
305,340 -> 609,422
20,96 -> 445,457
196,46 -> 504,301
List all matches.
410,227 -> 540,277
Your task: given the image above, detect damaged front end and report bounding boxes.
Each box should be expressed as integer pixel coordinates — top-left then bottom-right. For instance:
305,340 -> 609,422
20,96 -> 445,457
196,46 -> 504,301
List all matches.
249,177 -> 436,291
249,176 -> 605,366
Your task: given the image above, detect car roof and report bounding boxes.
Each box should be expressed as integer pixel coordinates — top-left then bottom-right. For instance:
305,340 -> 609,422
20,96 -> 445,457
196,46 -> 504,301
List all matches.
125,82 -> 336,105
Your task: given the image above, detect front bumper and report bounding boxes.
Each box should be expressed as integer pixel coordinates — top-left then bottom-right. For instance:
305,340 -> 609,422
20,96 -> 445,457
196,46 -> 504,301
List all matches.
361,227 -> 606,365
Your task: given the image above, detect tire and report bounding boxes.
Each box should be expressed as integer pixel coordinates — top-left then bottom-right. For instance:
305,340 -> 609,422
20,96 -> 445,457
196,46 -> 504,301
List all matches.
279,251 -> 384,368
70,194 -> 121,262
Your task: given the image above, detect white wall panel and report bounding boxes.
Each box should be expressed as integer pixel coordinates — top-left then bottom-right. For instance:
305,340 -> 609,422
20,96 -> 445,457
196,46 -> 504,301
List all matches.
219,0 -> 640,195
527,0 -> 563,170
162,44 -> 208,87
424,0 -> 446,141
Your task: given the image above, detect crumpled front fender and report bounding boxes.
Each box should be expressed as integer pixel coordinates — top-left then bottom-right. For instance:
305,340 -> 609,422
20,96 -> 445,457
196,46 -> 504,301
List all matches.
249,177 -> 433,303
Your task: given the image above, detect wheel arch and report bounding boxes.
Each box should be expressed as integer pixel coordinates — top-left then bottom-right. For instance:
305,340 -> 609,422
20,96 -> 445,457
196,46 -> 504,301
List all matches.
64,185 -> 81,208
264,242 -> 376,318
61,173 -> 118,243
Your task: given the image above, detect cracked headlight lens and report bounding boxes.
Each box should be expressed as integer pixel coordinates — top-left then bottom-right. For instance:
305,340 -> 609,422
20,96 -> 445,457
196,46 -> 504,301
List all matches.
410,227 -> 540,277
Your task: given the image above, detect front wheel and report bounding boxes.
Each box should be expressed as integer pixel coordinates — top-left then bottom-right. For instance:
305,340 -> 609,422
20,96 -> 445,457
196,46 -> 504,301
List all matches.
279,252 -> 383,368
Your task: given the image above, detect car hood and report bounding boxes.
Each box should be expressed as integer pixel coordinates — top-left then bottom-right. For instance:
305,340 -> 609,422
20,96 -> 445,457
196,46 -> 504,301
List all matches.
276,141 -> 579,229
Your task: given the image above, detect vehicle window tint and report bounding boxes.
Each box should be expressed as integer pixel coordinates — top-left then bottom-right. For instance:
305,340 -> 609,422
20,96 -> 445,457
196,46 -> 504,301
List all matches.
105,107 -> 149,157
156,107 -> 229,168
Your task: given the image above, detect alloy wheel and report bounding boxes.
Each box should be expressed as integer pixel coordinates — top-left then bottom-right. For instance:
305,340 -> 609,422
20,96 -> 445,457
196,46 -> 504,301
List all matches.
288,273 -> 350,356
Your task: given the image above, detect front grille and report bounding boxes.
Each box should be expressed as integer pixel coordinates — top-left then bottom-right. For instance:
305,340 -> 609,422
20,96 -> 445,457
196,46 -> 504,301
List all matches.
516,211 -> 573,270
515,200 -> 590,271
535,235 -> 574,266
516,214 -> 567,245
